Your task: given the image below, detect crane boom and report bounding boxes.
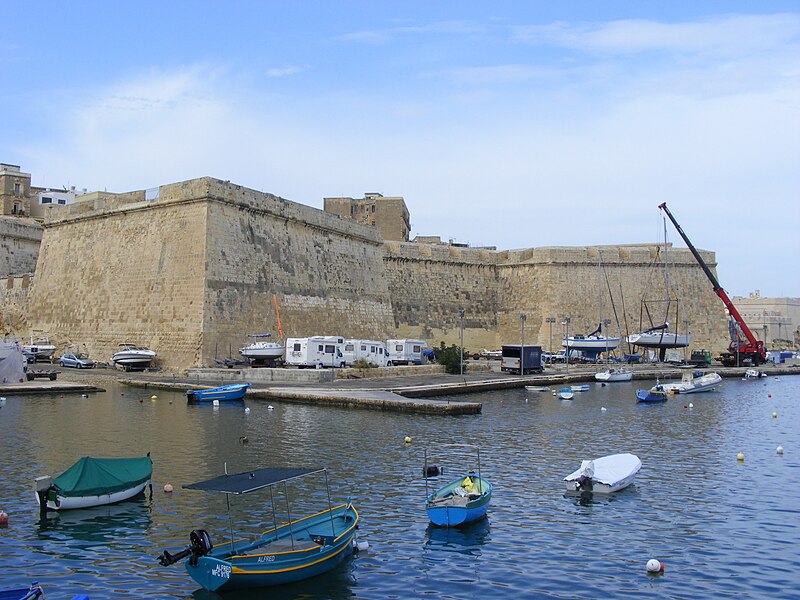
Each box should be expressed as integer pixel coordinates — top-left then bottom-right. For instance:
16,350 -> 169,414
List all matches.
658,202 -> 766,366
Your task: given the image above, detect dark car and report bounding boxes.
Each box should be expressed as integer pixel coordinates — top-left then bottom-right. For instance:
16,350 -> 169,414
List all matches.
58,353 -> 95,368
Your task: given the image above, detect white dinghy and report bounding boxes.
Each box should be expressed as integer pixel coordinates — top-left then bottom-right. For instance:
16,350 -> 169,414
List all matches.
564,453 -> 641,494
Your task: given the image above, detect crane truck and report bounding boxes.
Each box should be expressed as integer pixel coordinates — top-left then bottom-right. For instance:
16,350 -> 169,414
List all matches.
658,202 -> 767,367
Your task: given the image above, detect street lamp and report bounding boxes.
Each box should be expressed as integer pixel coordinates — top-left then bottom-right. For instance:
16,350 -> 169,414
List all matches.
562,316 -> 571,374
520,313 -> 527,376
459,308 -> 465,377
546,317 -> 556,355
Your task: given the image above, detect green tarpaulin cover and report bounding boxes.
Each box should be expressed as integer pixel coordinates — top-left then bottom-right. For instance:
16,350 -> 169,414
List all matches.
52,456 -> 152,497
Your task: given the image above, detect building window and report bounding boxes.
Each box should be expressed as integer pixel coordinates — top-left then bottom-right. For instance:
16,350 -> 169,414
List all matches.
41,197 -> 52,204
57,199 -> 66,205
13,182 -> 20,195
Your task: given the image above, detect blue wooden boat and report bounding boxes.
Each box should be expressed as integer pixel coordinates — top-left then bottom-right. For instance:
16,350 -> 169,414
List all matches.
424,445 -> 492,527
0,582 -> 88,600
157,466 -> 359,592
636,385 -> 668,403
186,383 -> 250,403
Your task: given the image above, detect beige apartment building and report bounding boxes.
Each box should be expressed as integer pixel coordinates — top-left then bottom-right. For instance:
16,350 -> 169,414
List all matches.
324,192 -> 411,242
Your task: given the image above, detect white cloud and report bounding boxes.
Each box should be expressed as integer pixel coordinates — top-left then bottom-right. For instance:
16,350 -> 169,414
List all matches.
266,65 -> 304,78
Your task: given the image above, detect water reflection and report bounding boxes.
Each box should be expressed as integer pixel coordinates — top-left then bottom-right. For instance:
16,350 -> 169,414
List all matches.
424,517 -> 491,555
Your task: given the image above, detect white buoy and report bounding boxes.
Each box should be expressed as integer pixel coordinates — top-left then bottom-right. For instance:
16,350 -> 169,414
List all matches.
404,436 -> 412,444
688,403 -> 694,409
267,405 -> 274,410
151,394 -> 158,400
356,540 -> 369,552
245,407 -> 251,414
81,393 -> 88,398
646,559 -> 664,573
212,399 -> 220,406
777,446 -> 784,455
601,407 -> 607,411
737,452 -> 745,462
772,412 -> 778,418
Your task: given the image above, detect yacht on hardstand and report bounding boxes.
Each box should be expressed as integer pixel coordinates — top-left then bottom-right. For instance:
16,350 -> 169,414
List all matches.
626,323 -> 690,350
112,343 -> 157,370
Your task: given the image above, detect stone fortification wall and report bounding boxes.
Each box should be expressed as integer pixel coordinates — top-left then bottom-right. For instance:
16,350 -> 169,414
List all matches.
0,217 -> 42,278
385,242 -> 729,354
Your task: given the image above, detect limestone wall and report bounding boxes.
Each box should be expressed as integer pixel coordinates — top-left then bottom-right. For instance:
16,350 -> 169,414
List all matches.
0,217 -> 42,277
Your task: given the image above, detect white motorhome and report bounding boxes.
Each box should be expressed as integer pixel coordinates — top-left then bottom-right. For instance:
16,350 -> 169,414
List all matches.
387,339 -> 427,366
342,339 -> 388,367
285,336 -> 346,368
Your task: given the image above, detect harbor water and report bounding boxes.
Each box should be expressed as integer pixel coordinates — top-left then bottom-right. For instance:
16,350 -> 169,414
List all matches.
0,376 -> 798,598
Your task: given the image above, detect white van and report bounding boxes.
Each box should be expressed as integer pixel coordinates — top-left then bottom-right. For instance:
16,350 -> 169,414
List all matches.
386,339 -> 427,366
285,336 -> 346,368
342,339 -> 388,367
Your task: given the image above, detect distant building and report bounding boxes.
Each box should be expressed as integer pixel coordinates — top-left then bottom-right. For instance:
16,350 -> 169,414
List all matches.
0,163 -> 31,216
733,290 -> 800,347
324,192 -> 410,241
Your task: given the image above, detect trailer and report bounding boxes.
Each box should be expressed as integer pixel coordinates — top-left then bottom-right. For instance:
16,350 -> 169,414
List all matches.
501,345 -> 544,375
386,339 -> 427,366
284,336 -> 346,368
342,339 -> 388,367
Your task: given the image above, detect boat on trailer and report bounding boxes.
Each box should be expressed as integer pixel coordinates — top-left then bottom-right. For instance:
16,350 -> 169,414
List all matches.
111,343 -> 156,370
564,453 -> 642,494
186,383 -> 250,403
34,455 -> 152,512
157,466 -> 359,592
424,445 -> 492,527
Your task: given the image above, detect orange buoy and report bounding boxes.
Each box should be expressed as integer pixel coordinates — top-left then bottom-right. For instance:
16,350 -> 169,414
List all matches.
0,511 -> 8,525
164,483 -> 174,493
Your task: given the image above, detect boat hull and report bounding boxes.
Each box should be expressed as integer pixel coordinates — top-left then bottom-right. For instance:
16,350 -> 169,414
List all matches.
37,480 -> 150,511
594,368 -> 633,382
187,383 -> 250,402
626,332 -> 690,349
185,504 -> 358,591
564,453 -> 641,494
426,475 -> 492,527
636,389 -> 668,402
557,388 -> 574,399
563,337 -> 621,351
661,372 -> 723,394
112,350 -> 156,368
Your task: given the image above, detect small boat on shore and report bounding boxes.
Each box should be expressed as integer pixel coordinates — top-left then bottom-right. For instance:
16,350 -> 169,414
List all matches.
636,385 -> 668,403
186,383 -> 250,403
21,334 -> 56,361
594,367 -> 633,382
34,455 -> 152,512
564,453 -> 642,494
239,333 -> 284,365
557,388 -> 575,399
424,445 -> 492,527
660,371 -> 722,394
157,466 -> 359,592
111,344 -> 156,370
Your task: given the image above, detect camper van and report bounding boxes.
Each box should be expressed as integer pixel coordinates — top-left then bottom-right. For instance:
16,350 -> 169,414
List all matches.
386,339 -> 427,366
342,339 -> 388,367
285,336 -> 346,368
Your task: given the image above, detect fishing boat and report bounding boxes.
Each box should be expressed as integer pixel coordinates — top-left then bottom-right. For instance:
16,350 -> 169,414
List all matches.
239,333 -> 284,365
660,371 -> 722,394
34,455 -> 152,512
111,343 -> 156,370
186,383 -> 250,403
424,445 -> 492,527
564,453 -> 642,494
636,385 -> 668,403
594,367 -> 633,382
570,384 -> 590,392
0,582 -> 88,600
157,466 -> 359,592
557,388 -> 575,399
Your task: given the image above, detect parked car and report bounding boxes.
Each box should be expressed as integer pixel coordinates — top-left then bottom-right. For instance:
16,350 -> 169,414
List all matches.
58,353 -> 95,368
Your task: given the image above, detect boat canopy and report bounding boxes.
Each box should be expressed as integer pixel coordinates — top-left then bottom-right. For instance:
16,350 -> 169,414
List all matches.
184,467 -> 324,494
52,456 -> 152,497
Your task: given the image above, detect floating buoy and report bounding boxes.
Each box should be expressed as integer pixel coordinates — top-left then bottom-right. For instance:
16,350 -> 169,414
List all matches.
772,412 -> 778,418
601,407 -> 607,411
212,399 -> 220,406
0,510 -> 8,525
139,398 -> 144,403
355,540 -> 369,552
689,403 -> 693,409
163,483 -> 173,493
404,436 -> 412,444
239,435 -> 248,444
768,393 -> 772,398
737,452 -> 745,462
121,393 -> 124,396
777,446 -> 784,455
245,407 -> 251,414
267,405 -> 274,410
151,395 -> 158,400
81,394 -> 88,398
646,559 -> 664,573
684,404 -> 688,409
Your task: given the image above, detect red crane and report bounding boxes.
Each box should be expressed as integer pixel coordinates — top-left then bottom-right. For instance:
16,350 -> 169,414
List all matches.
658,202 -> 767,367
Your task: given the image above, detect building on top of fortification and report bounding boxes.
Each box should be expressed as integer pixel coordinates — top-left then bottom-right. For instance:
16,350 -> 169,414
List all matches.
732,290 -> 800,347
0,162 -> 86,220
324,192 -> 410,241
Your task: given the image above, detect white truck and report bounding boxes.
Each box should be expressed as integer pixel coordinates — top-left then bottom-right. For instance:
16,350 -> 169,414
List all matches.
386,339 -> 427,366
342,339 -> 388,367
284,336 -> 346,368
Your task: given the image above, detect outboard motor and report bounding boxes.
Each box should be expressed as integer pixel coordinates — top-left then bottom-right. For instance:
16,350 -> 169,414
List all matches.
424,465 -> 443,478
157,529 -> 213,567
573,460 -> 595,492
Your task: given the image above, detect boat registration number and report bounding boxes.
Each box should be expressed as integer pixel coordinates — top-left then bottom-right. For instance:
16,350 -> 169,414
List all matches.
211,564 -> 231,579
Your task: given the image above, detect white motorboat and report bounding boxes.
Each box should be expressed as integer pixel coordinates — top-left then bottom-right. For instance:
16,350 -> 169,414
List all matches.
22,334 -> 57,361
557,388 -> 575,399
239,333 -> 284,364
744,369 -> 766,379
564,453 -> 642,494
594,367 -> 633,382
661,371 -> 723,394
563,334 -> 621,352
112,343 -> 157,369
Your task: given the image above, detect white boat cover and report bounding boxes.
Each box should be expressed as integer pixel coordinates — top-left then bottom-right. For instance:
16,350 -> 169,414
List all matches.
564,453 -> 641,486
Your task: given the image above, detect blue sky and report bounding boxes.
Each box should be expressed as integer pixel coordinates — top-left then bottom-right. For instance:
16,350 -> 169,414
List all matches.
2,1 -> 798,297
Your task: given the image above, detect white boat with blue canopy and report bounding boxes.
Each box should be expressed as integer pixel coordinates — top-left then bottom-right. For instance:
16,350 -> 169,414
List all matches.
157,466 -> 359,592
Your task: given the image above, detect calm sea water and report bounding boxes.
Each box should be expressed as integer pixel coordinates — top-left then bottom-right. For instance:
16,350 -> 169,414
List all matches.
0,375 -> 798,599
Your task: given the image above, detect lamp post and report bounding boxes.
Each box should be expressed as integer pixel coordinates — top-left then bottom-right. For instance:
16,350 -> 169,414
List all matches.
546,317 -> 556,356
683,319 -> 690,363
562,316 -> 571,374
520,313 -> 527,376
459,308 -> 465,377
